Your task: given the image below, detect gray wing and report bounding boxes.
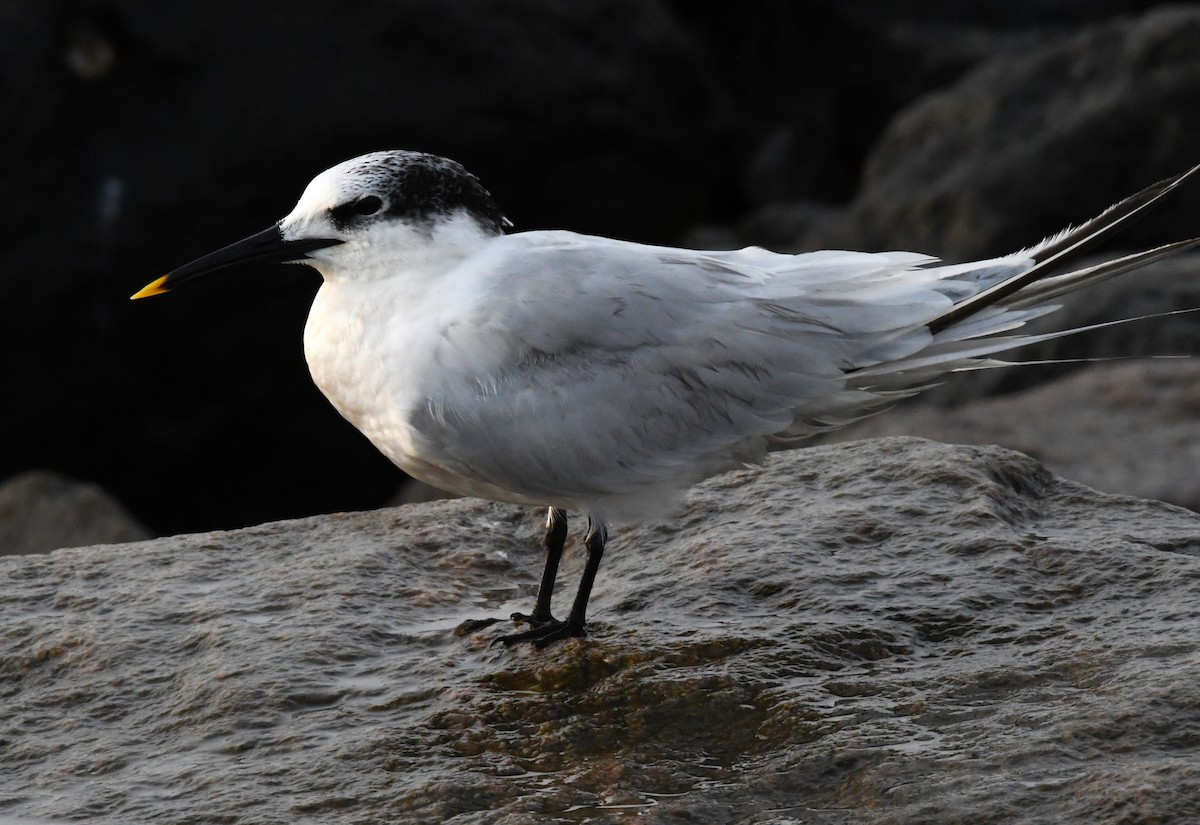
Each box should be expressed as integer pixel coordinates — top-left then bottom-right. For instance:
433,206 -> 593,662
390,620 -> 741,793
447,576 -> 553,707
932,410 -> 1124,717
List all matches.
403,232 -> 1029,517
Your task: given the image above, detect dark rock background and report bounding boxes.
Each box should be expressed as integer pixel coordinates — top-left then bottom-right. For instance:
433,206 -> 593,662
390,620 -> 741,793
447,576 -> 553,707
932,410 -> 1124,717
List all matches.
3,1 -> 1199,539
0,470 -> 150,555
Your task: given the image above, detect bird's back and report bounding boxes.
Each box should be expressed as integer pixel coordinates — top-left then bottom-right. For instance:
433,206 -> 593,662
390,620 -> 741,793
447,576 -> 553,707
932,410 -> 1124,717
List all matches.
333,230 -> 1043,521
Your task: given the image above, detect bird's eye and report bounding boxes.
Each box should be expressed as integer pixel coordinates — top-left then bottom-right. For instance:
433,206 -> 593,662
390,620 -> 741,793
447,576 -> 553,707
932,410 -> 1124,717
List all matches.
355,196 -> 383,215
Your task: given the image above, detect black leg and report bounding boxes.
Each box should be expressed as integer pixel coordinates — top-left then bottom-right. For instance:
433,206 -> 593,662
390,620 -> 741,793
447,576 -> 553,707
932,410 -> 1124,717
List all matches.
510,507 -> 568,626
497,517 -> 608,647
564,518 -> 606,630
454,506 -> 569,636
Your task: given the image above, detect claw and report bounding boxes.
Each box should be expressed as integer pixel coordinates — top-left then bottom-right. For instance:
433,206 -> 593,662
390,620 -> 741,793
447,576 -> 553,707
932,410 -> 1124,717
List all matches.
454,616 -> 504,636
509,610 -> 558,628
494,618 -> 586,648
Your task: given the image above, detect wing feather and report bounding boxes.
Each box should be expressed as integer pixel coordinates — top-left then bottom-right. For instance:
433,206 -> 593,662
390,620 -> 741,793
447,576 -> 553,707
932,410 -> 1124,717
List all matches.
393,185 -> 1196,521
403,234 -> 974,515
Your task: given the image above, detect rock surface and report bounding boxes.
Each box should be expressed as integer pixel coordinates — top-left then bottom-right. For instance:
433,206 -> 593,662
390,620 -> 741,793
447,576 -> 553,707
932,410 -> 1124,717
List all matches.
816,361 -> 1200,513
713,5 -> 1200,258
0,471 -> 152,556
849,5 -> 1200,259
4,438 -> 1200,823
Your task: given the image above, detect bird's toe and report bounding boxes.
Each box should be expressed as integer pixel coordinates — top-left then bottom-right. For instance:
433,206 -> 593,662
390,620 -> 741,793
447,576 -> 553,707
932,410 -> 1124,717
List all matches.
454,616 -> 505,636
494,618 -> 586,648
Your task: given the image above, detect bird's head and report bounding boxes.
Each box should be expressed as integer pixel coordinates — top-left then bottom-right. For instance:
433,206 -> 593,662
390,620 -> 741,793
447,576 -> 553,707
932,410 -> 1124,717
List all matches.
131,150 -> 508,299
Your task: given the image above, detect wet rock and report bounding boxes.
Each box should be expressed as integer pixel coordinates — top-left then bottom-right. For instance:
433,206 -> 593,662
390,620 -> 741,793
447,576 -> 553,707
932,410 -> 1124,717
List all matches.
0,470 -> 151,555
3,438 -> 1199,823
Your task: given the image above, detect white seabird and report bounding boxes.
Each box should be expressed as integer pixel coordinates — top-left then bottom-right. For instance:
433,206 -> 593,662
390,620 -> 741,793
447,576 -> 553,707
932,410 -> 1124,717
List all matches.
132,151 -> 1199,645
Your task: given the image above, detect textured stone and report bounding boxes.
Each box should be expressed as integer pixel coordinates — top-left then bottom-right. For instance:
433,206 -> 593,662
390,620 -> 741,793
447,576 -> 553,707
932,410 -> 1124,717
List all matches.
708,7 -> 1200,259
3,439 -> 1199,823
0,471 -> 152,555
850,5 -> 1200,258
816,361 -> 1200,512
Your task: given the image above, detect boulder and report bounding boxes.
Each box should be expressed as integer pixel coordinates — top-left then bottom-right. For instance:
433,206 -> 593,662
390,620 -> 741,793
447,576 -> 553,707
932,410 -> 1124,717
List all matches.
707,6 -> 1200,258
816,361 -> 1200,512
0,470 -> 152,555
850,5 -> 1200,259
4,438 -> 1199,823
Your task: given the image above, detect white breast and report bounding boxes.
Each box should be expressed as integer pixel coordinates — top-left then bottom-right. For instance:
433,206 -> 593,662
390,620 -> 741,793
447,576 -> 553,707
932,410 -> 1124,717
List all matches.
303,280 -> 427,464
302,271 -> 554,505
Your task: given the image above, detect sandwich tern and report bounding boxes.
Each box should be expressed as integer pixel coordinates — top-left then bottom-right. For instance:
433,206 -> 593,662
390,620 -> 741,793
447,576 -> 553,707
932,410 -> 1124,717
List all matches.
132,150 -> 1199,646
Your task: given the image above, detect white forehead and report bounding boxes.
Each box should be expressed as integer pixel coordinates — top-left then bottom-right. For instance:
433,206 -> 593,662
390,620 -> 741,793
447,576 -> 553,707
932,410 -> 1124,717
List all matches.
287,152 -> 396,219
279,150 -> 506,237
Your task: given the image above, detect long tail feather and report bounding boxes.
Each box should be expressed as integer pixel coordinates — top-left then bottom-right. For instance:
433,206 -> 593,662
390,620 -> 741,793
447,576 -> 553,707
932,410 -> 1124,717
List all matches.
854,307 -> 1200,386
927,163 -> 1200,334
1002,237 -> 1200,310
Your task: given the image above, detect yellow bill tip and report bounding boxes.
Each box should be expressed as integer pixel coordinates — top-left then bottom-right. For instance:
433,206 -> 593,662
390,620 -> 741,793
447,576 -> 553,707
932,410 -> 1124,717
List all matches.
130,275 -> 171,301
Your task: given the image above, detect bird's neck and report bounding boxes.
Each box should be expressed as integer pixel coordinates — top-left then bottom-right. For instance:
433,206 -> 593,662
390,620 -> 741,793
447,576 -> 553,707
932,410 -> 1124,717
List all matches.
316,210 -> 498,287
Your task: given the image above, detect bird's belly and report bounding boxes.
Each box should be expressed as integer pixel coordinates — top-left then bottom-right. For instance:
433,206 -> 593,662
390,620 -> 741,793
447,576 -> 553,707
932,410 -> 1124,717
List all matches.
333,403 -> 532,502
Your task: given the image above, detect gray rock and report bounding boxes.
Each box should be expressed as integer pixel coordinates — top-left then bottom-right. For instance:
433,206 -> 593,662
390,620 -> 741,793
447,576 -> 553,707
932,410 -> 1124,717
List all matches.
3,438 -> 1199,823
0,471 -> 152,555
683,1 -> 1159,209
816,361 -> 1200,512
850,5 -> 1200,259
709,7 -> 1200,258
